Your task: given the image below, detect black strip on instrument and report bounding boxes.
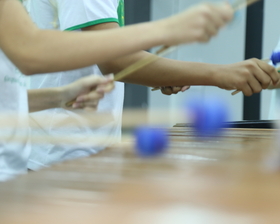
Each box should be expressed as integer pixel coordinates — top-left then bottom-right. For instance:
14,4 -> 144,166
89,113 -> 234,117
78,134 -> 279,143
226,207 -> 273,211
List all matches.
174,120 -> 277,129
243,0 -> 264,120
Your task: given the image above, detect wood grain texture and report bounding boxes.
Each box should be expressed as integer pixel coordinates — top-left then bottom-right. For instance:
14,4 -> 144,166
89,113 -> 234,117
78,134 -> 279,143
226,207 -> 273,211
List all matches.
1,128 -> 280,223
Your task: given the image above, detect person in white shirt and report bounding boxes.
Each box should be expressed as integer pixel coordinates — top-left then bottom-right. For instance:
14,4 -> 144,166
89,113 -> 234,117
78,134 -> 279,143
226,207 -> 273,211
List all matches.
28,0 -> 127,170
0,0 -> 237,180
26,0 -> 280,171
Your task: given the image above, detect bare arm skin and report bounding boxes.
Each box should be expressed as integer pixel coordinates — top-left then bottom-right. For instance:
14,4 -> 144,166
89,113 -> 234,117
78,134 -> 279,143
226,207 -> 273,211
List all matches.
0,0 -> 233,75
267,68 -> 280,89
83,23 -> 280,97
28,75 -> 114,112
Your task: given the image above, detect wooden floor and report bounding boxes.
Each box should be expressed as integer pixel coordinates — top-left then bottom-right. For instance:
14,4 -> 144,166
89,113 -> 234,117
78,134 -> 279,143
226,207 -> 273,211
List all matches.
0,128 -> 279,224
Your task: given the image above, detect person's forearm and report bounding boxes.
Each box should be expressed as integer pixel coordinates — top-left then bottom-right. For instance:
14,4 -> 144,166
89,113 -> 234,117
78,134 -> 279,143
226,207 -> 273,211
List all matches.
28,88 -> 62,113
268,82 -> 280,89
16,26 -> 166,75
0,0 -> 234,76
3,26 -> 165,76
268,69 -> 280,89
98,51 -> 218,87
86,23 -> 218,87
0,0 -> 165,75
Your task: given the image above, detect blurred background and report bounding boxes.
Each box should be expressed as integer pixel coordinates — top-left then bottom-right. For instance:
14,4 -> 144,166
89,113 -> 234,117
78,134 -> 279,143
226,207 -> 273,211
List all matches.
124,0 -> 280,125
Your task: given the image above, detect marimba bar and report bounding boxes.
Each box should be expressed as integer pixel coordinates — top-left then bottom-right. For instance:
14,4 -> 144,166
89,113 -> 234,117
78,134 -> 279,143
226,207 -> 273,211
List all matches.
0,127 -> 279,223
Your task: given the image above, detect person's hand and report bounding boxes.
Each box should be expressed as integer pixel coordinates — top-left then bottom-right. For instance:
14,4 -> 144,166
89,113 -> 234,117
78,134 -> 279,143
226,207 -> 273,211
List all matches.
60,74 -> 114,110
267,80 -> 280,90
267,67 -> 280,89
214,59 -> 280,96
158,2 -> 234,46
160,86 -> 190,95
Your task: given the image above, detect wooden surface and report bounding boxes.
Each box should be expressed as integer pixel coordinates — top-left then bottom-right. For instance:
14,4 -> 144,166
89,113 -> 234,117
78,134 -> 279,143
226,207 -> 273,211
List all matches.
0,128 -> 279,224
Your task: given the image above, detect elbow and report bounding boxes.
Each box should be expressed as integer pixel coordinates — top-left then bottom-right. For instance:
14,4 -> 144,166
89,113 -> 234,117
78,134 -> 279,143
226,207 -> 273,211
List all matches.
15,54 -> 41,76
18,66 -> 36,76
98,62 -> 124,76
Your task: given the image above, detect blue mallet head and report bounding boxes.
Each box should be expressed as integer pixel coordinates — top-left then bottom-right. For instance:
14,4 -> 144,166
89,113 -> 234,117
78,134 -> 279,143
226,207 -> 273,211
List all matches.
271,51 -> 280,66
134,126 -> 169,157
187,96 -> 229,138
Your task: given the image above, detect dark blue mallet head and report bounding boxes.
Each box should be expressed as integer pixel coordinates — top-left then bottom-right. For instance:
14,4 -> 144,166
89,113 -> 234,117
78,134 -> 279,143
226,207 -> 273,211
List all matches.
187,96 -> 229,138
270,51 -> 280,66
134,126 -> 169,157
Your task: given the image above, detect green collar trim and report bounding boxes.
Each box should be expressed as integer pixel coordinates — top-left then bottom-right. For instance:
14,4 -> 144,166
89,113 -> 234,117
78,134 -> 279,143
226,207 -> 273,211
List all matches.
65,18 -> 119,31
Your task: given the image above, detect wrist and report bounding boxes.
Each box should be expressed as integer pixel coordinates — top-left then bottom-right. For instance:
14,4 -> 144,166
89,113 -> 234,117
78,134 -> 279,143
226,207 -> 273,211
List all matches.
188,63 -> 221,86
51,86 -> 64,108
207,64 -> 224,87
28,87 -> 64,113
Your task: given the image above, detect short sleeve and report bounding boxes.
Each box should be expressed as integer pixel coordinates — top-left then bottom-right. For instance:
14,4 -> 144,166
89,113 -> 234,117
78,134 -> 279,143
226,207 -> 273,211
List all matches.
55,0 -> 120,31
29,0 -> 57,29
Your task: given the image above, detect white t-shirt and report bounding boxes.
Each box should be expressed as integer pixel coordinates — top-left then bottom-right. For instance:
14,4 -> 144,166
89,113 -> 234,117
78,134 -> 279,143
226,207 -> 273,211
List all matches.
0,50 -> 30,181
269,38 -> 280,119
28,0 -> 125,170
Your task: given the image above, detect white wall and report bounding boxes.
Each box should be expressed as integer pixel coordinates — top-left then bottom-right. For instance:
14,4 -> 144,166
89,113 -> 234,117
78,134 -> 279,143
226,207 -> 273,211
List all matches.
149,0 -> 246,125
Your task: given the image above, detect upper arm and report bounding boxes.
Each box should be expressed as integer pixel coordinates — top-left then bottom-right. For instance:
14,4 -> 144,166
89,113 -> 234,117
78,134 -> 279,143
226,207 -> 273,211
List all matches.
0,0 -> 39,69
81,22 -> 120,32
56,0 -> 124,74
